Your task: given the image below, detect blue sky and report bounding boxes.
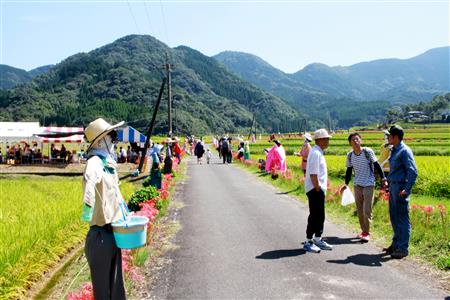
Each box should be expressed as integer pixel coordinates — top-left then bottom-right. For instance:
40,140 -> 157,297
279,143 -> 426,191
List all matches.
1,0 -> 449,73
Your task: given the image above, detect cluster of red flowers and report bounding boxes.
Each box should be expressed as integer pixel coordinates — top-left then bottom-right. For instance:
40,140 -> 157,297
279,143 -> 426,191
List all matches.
244,160 -> 254,167
411,204 -> 446,215
67,283 -> 93,300
136,199 -> 159,222
378,189 -> 390,202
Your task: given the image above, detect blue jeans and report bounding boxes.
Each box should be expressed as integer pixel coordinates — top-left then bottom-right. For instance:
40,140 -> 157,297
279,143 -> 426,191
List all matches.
389,183 -> 411,252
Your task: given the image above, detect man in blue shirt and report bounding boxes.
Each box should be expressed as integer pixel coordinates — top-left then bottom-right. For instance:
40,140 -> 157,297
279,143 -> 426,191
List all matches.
384,125 -> 418,259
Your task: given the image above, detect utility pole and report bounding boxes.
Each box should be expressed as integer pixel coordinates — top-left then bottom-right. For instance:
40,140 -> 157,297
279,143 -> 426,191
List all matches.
247,113 -> 256,140
165,53 -> 173,138
137,78 -> 167,173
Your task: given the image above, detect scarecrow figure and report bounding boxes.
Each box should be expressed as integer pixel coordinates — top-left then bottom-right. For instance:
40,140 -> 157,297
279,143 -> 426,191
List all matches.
81,118 -> 127,300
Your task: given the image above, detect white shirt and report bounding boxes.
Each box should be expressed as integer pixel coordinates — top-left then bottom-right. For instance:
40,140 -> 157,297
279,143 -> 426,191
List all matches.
82,156 -> 123,226
346,147 -> 377,187
305,145 -> 328,193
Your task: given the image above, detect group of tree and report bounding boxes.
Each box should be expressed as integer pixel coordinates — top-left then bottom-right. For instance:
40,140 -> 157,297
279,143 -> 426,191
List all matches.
385,93 -> 450,124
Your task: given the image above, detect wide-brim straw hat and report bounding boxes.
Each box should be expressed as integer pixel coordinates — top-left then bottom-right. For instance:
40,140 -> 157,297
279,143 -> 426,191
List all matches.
85,118 -> 124,151
313,128 -> 332,140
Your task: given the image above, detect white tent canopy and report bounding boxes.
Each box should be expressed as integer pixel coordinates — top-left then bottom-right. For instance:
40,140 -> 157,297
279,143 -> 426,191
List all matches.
34,126 -> 84,143
0,122 -> 40,142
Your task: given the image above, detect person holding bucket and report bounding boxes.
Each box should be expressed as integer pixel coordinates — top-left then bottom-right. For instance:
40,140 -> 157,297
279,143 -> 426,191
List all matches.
81,118 -> 127,300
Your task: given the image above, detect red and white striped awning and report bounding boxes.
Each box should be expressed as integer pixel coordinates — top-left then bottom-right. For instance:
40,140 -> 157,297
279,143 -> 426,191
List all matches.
34,127 -> 84,143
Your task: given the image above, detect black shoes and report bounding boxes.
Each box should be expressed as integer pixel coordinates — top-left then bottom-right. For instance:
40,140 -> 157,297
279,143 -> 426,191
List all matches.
383,244 -> 394,254
391,250 -> 408,259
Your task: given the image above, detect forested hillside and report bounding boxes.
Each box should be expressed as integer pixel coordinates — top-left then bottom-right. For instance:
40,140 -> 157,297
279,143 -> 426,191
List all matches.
0,35 -> 304,135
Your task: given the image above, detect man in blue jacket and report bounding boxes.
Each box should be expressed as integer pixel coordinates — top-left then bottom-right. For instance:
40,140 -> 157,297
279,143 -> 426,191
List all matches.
384,125 -> 418,259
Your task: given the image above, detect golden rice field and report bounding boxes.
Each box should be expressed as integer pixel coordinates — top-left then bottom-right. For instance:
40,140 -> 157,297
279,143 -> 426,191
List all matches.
0,175 -> 135,299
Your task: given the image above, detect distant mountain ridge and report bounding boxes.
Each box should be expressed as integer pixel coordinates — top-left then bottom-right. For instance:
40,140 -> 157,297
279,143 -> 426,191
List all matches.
0,64 -> 54,89
215,47 -> 450,104
1,36 -> 448,131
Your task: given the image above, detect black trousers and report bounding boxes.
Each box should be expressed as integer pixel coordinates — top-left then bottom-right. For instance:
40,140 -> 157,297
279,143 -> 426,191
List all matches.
85,225 -> 126,300
306,189 -> 325,239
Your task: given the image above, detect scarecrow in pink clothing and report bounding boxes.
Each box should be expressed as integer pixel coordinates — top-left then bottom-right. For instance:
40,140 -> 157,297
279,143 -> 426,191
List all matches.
265,140 -> 287,178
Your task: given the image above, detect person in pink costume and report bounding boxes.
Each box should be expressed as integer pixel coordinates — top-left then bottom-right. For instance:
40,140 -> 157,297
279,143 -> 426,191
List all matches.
265,140 -> 287,174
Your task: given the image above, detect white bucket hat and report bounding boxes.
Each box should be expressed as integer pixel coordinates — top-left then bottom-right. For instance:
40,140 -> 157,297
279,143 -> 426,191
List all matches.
304,132 -> 312,142
313,128 -> 332,140
85,118 -> 124,150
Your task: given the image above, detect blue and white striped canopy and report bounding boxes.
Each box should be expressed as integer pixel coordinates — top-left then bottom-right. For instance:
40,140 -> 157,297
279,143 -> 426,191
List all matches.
118,126 -> 146,143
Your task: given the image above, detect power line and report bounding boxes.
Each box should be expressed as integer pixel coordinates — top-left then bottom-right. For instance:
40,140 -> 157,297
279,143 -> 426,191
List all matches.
142,1 -> 154,36
126,0 -> 141,34
158,0 -> 170,46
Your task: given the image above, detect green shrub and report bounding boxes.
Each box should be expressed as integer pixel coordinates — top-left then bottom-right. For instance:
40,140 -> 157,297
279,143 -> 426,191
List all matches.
127,186 -> 159,212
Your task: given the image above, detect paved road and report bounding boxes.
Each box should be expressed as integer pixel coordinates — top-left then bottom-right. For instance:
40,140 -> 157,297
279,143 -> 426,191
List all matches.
151,156 -> 448,299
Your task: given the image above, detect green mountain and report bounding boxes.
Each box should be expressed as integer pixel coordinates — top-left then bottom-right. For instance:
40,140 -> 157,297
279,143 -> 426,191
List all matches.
0,65 -> 32,89
0,35 -> 303,135
28,65 -> 54,78
0,64 -> 55,89
215,47 -> 449,104
214,47 -> 449,128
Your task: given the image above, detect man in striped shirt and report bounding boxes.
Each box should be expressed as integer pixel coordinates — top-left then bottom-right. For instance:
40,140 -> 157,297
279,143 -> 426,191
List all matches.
340,132 -> 387,242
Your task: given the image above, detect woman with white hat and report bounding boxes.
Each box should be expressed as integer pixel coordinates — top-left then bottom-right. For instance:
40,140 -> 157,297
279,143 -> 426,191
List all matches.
81,118 -> 126,300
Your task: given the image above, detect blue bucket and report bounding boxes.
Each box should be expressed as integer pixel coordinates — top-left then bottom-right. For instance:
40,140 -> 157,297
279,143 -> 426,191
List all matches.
112,216 -> 149,249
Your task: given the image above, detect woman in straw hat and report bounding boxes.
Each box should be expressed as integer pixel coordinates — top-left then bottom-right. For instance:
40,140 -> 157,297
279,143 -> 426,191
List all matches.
81,118 -> 126,300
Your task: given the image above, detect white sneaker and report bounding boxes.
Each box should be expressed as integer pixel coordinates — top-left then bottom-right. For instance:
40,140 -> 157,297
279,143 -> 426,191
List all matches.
313,238 -> 333,250
303,240 -> 321,253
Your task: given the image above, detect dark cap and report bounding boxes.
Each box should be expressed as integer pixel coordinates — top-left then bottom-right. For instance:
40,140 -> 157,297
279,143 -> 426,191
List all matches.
388,125 -> 404,139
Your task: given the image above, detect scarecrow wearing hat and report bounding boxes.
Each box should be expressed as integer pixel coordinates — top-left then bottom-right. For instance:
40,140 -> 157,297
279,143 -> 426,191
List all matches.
295,133 -> 312,176
265,140 -> 287,176
379,130 -> 392,177
81,118 -> 126,300
149,142 -> 164,189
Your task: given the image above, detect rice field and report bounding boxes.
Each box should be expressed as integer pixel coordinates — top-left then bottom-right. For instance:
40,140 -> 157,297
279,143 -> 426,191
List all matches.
0,175 -> 135,299
245,124 -> 450,198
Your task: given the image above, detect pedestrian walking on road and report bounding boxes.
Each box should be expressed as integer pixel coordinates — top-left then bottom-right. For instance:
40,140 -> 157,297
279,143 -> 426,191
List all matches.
194,140 -> 205,164
340,132 -> 387,242
303,129 -> 333,253
81,118 -> 127,300
206,148 -> 212,164
384,125 -> 418,259
221,137 -> 232,164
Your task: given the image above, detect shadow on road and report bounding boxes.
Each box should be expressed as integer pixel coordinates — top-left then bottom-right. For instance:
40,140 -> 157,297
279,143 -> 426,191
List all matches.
256,248 -> 306,259
324,236 -> 363,245
327,253 -> 390,267
276,187 -> 301,195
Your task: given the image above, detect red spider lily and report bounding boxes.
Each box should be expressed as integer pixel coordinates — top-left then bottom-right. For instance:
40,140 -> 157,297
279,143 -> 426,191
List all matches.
283,169 -> 293,180
437,204 -> 446,214
67,283 -> 93,300
378,190 -> 390,202
411,204 -> 422,210
422,205 -> 434,214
